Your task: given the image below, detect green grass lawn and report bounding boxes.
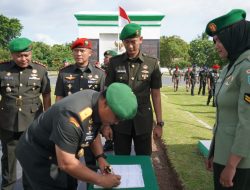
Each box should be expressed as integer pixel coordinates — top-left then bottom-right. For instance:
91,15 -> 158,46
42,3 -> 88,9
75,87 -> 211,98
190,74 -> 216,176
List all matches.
161,86 -> 215,190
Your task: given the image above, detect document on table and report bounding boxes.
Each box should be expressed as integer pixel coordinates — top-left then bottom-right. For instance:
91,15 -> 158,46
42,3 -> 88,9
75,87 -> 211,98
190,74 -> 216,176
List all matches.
94,164 -> 145,189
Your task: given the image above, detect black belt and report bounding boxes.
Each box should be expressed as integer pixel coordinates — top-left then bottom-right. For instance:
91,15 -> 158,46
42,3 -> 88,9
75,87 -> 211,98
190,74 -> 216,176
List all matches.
1,97 -> 40,106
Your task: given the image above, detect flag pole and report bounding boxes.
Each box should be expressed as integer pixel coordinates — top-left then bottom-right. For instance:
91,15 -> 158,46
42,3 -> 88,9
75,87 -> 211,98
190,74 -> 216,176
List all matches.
117,6 -> 120,54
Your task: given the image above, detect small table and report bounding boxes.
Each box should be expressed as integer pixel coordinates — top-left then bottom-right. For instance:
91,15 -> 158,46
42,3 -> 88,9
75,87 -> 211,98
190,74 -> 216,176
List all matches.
87,155 -> 159,190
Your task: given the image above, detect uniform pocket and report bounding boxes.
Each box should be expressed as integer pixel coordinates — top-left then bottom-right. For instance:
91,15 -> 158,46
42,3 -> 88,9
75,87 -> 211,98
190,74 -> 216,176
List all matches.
222,126 -> 236,135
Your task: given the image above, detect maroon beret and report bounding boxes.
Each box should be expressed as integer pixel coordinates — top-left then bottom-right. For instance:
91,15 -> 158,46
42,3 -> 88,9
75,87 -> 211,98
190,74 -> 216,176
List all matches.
71,38 -> 92,50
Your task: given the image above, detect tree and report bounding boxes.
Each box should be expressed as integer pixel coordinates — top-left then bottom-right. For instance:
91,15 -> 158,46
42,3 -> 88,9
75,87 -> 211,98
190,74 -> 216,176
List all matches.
188,33 -> 225,68
160,35 -> 190,73
0,14 -> 23,49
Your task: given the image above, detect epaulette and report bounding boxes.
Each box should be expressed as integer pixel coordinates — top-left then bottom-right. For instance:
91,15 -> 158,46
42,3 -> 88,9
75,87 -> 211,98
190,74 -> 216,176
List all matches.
0,60 -> 11,64
32,60 -> 47,68
94,64 -> 105,72
59,64 -> 72,71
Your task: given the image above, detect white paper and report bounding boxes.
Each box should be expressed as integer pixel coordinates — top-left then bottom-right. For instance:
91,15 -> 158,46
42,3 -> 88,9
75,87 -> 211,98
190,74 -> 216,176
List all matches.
94,164 -> 145,189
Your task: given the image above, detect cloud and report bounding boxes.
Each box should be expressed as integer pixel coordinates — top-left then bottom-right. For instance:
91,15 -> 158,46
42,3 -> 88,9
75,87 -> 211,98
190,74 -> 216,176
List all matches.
33,33 -> 58,45
1,0 -> 250,44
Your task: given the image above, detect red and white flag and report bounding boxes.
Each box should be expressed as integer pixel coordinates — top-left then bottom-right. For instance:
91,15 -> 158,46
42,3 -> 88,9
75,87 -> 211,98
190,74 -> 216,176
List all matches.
119,6 -> 131,27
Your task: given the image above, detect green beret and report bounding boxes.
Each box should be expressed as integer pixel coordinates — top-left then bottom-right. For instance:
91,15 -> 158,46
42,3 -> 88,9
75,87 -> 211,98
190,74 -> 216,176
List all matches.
104,50 -> 117,57
120,23 -> 141,40
206,9 -> 246,36
106,83 -> 137,120
8,37 -> 32,53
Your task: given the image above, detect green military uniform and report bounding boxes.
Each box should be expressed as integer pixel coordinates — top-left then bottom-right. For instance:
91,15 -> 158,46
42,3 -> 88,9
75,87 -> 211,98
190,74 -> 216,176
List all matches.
190,67 -> 198,96
172,69 -> 181,92
207,69 -> 220,106
0,60 -> 51,189
55,63 -> 105,96
198,68 -> 208,95
206,9 -> 250,190
209,49 -> 250,167
105,51 -> 162,155
15,83 -> 137,189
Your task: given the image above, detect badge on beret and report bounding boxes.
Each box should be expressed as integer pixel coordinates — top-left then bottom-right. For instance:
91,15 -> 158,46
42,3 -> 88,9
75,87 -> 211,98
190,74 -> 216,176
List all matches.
208,23 -> 217,33
84,40 -> 89,46
136,30 -> 139,36
244,93 -> 250,104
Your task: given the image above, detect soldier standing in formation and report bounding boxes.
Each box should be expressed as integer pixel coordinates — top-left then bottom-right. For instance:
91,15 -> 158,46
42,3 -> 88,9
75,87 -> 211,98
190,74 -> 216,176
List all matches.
198,66 -> 208,96
207,64 -> 220,106
184,67 -> 191,92
190,64 -> 198,96
0,37 -> 51,190
102,23 -> 163,156
54,38 -> 106,168
101,50 -> 117,71
172,66 -> 181,92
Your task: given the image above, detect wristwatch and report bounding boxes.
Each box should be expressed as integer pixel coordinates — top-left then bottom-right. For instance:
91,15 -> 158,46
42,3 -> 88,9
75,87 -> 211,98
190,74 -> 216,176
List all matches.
156,121 -> 164,127
95,153 -> 107,160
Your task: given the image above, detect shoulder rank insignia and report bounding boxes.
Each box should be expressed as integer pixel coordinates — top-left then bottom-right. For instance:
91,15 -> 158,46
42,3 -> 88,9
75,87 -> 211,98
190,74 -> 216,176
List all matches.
65,75 -> 76,80
78,107 -> 92,122
32,60 -> 47,68
0,60 -> 11,64
244,93 -> 250,104
95,64 -> 105,72
59,64 -> 72,70
69,117 -> 80,128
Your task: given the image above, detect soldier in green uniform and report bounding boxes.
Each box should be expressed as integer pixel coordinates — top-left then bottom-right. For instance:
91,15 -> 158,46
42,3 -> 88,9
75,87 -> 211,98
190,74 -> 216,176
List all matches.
102,23 -> 163,156
102,50 -> 117,71
207,64 -> 220,106
0,37 -> 51,190
172,66 -> 181,92
190,64 -> 198,96
184,67 -> 191,92
15,83 -> 137,190
55,38 -> 105,100
198,66 -> 208,95
205,9 -> 250,190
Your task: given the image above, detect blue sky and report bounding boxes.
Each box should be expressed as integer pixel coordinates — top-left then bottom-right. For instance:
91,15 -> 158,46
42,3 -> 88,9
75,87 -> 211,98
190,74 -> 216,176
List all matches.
1,0 -> 250,45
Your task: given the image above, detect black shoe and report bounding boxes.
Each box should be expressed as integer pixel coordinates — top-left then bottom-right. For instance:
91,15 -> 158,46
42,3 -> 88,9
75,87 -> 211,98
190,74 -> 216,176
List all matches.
103,140 -> 114,152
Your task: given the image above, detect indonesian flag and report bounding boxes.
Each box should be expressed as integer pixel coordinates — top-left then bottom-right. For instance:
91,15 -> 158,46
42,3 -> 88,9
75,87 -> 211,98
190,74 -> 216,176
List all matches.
119,6 -> 131,27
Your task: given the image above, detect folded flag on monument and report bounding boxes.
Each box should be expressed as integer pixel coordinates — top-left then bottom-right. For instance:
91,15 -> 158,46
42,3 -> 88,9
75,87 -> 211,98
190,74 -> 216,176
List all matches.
119,6 -> 131,27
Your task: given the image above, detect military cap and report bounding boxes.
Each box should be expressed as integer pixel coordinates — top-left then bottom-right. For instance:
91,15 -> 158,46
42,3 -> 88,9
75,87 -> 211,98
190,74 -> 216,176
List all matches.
104,50 -> 117,57
206,9 -> 246,36
120,23 -> 141,40
8,37 -> 32,53
106,82 -> 137,120
71,38 -> 92,50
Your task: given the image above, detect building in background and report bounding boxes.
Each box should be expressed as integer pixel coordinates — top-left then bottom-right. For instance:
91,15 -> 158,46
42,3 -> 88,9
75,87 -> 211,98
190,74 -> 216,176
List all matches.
74,11 -> 165,63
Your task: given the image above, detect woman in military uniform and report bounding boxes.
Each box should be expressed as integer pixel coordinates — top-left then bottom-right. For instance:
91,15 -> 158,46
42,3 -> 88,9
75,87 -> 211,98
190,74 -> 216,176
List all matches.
205,9 -> 250,190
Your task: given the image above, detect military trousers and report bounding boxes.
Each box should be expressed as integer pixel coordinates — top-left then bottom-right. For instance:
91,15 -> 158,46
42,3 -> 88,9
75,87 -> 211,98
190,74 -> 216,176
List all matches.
213,163 -> 250,190
0,128 -> 22,190
198,80 -> 206,95
113,125 -> 152,155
